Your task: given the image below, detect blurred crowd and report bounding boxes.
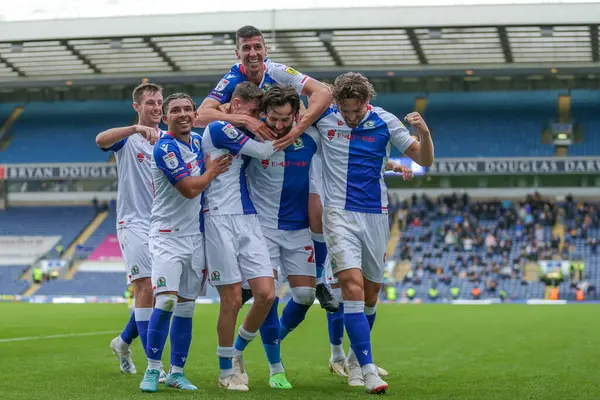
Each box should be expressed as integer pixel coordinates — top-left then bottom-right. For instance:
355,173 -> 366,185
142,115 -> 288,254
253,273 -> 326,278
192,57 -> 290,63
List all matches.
385,192 -> 599,299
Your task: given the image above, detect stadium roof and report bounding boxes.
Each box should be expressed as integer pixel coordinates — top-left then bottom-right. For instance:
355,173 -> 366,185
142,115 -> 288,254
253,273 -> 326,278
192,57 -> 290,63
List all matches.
0,2 -> 599,87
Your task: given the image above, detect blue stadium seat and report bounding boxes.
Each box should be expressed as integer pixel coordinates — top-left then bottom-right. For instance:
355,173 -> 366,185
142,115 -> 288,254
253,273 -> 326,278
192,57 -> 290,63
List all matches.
0,206 -> 96,250
0,265 -> 30,295
0,101 -> 135,163
35,271 -> 126,296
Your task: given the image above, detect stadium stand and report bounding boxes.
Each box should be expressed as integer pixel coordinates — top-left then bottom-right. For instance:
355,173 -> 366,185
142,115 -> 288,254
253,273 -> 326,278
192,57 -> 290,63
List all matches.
0,206 -> 97,250
388,193 -> 599,301
35,271 -> 126,296
0,265 -> 31,295
0,101 -> 134,164
568,89 -> 600,156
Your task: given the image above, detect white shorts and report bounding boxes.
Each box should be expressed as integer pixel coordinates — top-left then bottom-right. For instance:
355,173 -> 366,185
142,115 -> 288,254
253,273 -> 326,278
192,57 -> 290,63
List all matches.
149,234 -> 207,300
263,227 -> 316,280
205,214 -> 273,286
322,207 -> 389,284
309,154 -> 324,197
117,227 -> 152,283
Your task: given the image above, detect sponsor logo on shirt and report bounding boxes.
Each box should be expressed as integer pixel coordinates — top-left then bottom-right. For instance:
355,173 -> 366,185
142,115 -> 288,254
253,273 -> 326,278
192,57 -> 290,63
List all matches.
327,129 -> 335,141
285,67 -> 299,75
162,152 -> 179,170
268,160 -> 308,168
137,152 -> 145,162
261,159 -> 269,169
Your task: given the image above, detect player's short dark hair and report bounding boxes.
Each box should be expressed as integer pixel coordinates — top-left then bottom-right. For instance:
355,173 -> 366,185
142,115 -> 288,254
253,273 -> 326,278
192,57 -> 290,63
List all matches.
236,25 -> 264,48
163,93 -> 196,114
261,84 -> 300,115
132,82 -> 163,104
231,82 -> 264,105
332,72 -> 376,105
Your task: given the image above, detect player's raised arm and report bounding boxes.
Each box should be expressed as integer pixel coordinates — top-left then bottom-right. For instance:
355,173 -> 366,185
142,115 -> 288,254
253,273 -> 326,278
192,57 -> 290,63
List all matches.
96,124 -> 160,150
195,97 -> 251,129
401,112 -> 434,167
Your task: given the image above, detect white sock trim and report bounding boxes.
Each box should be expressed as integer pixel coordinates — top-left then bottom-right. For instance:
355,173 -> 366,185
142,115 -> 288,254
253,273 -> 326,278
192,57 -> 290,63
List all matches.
174,301 -> 195,318
238,325 -> 258,342
134,307 -> 152,322
344,300 -> 365,314
364,304 -> 377,316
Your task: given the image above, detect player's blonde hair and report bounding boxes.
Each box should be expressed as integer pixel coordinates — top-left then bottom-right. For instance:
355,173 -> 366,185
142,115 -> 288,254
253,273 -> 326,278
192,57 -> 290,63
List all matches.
332,72 -> 376,105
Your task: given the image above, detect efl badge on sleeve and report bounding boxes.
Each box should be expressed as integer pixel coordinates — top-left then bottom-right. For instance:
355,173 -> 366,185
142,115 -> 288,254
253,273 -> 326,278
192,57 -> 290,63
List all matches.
162,152 -> 179,170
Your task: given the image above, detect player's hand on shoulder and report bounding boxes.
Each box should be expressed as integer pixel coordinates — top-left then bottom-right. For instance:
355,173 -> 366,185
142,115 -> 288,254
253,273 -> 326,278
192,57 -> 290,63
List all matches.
245,117 -> 276,142
204,153 -> 232,178
404,112 -> 430,135
393,164 -> 414,181
274,124 -> 303,151
135,125 -> 160,145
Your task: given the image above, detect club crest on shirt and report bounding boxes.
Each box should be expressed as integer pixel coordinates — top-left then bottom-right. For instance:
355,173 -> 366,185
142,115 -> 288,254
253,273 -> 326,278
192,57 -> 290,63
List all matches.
262,82 -> 272,92
211,271 -> 221,282
292,138 -> 304,150
162,152 -> 179,170
222,123 -> 242,141
214,78 -> 229,93
363,120 -> 375,129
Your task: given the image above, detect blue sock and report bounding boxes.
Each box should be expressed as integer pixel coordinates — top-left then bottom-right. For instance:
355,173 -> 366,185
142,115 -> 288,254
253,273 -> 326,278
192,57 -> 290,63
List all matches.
170,316 -> 193,369
259,297 -> 282,367
279,298 -> 311,341
134,308 -> 152,357
344,301 -> 373,367
146,308 -> 173,362
217,346 -> 234,378
120,311 -> 138,345
327,302 -> 344,345
313,237 -> 327,279
234,331 -> 252,354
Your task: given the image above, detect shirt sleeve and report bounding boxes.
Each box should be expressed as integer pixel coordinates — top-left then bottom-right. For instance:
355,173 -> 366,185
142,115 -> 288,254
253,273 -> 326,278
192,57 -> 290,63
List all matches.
208,122 -> 251,155
206,72 -> 239,104
266,61 -> 310,95
238,139 -> 276,159
384,113 -> 416,153
153,142 -> 190,185
101,138 -> 127,152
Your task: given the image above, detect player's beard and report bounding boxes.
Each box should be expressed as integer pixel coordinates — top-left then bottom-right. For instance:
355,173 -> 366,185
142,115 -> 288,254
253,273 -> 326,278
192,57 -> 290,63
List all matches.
268,124 -> 293,138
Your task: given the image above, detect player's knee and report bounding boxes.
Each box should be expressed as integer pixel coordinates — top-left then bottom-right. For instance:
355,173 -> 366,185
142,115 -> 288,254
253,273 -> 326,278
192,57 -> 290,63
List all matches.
341,280 -> 364,301
253,287 -> 276,308
155,293 -> 178,312
221,292 -> 242,313
174,300 -> 195,318
291,286 -> 316,306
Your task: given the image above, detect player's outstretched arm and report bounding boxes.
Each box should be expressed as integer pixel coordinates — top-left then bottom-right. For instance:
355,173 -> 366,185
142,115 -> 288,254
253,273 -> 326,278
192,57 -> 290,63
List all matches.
274,80 -> 332,151
239,138 -> 277,160
402,112 -> 434,167
96,125 -> 160,150
174,154 -> 231,199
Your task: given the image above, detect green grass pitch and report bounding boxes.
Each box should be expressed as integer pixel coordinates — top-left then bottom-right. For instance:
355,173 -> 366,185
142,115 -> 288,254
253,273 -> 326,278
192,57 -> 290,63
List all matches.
0,303 -> 598,399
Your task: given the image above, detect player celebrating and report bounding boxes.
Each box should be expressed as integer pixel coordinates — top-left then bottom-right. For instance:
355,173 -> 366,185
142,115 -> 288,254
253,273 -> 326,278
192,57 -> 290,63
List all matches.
96,82 -> 164,378
195,25 -> 338,311
315,72 -> 434,394
235,85 -> 319,389
201,82 -> 280,392
139,93 -> 231,393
